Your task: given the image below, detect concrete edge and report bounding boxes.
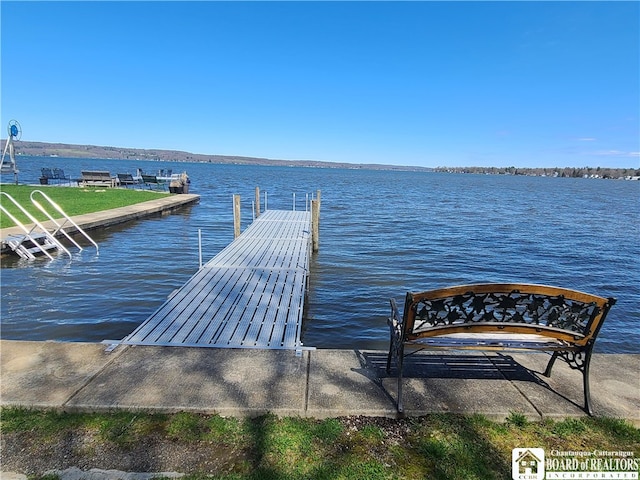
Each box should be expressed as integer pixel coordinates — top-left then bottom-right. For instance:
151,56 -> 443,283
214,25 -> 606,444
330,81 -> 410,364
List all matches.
0,193 -> 200,251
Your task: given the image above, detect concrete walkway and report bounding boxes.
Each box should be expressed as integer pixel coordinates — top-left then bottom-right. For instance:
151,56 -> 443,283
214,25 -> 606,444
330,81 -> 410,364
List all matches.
1,340 -> 638,424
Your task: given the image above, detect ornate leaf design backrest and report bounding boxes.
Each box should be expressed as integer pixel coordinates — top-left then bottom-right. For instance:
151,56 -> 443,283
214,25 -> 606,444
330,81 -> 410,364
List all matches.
410,289 -> 601,336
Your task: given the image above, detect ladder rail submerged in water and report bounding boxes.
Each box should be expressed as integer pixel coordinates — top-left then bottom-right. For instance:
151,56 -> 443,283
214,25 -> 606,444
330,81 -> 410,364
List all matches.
30,189 -> 99,254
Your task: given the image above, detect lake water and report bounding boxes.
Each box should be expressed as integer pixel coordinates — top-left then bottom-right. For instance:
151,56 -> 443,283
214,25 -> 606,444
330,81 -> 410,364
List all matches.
1,156 -> 639,353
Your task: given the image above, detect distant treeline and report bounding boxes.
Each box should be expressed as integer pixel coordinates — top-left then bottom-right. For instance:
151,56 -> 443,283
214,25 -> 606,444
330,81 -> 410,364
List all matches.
433,166 -> 640,179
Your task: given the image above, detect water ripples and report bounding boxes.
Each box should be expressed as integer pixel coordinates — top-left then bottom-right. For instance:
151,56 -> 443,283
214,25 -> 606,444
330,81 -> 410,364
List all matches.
1,157 -> 638,352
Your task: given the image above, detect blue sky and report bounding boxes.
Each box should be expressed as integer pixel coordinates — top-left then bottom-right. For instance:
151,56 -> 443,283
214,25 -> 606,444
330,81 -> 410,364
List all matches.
1,1 -> 638,168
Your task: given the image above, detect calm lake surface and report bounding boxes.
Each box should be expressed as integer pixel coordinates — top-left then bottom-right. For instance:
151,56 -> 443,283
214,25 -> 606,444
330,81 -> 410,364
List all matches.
1,156 -> 639,353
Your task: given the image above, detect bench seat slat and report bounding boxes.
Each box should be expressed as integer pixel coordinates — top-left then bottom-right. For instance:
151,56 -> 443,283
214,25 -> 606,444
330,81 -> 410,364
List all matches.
406,332 -> 573,351
408,322 -> 586,345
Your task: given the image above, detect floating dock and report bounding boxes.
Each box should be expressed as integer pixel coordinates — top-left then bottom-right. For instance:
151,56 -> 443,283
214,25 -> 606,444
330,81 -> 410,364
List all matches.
118,209 -> 312,351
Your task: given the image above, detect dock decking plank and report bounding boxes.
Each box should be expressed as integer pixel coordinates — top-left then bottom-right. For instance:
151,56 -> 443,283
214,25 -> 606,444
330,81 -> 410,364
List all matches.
124,266 -> 224,343
254,272 -> 288,347
182,268 -> 254,345
149,269 -> 232,344
119,209 -> 312,350
170,268 -> 252,345
218,268 -> 272,346
194,268 -> 257,345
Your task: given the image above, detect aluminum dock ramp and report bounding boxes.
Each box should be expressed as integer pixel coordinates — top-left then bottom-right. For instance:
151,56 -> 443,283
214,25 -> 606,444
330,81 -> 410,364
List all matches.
118,209 -> 312,350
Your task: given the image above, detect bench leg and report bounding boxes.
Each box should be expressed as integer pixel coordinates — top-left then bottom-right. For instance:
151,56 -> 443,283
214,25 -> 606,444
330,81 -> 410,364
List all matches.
387,334 -> 405,413
582,349 -> 594,416
397,351 -> 405,413
543,352 -> 559,377
545,348 -> 595,415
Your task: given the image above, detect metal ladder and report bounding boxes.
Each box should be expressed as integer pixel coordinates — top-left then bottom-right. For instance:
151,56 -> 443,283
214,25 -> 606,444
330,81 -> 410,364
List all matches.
30,190 -> 99,254
0,190 -> 98,260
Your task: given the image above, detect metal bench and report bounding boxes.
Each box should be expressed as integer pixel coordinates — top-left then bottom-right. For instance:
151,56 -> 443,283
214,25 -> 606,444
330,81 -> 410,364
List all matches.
80,171 -> 115,188
53,168 -> 71,184
117,173 -> 141,188
41,168 -> 71,185
387,283 -> 616,415
141,174 -> 167,190
40,168 -> 55,184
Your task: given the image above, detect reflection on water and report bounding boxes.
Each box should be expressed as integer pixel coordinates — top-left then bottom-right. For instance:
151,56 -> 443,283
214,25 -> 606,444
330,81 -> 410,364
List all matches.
1,156 -> 639,352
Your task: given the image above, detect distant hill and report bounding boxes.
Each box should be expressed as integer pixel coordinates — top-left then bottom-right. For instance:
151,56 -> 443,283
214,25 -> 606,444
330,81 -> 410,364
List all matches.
6,140 -> 429,172
3,140 -> 637,179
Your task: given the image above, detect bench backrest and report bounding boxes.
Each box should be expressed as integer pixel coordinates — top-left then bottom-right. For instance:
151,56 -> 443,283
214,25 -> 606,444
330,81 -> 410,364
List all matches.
400,283 -> 616,346
53,168 -> 68,179
41,168 -> 54,179
81,171 -> 112,181
117,173 -> 135,182
141,174 -> 158,183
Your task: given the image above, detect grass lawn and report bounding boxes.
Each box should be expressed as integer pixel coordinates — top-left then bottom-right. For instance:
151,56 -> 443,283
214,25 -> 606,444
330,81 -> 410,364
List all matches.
1,408 -> 639,479
0,184 -> 167,229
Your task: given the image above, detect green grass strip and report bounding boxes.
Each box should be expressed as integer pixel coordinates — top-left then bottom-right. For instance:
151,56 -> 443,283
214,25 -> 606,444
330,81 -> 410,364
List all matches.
1,408 -> 638,480
0,184 -> 167,229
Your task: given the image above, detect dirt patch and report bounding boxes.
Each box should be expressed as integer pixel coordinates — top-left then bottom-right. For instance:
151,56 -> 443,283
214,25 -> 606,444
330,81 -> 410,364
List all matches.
1,429 -> 247,476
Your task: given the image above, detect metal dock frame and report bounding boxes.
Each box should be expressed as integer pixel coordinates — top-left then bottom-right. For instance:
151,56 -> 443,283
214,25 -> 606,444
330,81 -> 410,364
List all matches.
117,209 -> 314,352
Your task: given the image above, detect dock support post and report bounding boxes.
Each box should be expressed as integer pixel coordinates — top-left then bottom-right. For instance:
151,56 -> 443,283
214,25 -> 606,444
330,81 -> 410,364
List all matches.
311,189 -> 321,252
198,228 -> 203,268
233,194 -> 241,239
255,187 -> 261,218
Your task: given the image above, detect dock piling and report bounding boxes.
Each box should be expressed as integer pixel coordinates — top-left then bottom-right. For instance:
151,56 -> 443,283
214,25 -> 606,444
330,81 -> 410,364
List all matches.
233,194 -> 241,239
198,228 -> 203,268
312,189 -> 321,252
255,187 -> 261,218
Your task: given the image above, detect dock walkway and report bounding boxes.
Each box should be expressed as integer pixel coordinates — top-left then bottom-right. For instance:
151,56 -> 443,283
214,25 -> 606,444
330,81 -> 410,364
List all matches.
119,209 -> 312,350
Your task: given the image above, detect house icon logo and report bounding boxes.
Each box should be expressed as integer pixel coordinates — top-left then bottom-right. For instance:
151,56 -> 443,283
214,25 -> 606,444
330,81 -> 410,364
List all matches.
512,448 -> 545,480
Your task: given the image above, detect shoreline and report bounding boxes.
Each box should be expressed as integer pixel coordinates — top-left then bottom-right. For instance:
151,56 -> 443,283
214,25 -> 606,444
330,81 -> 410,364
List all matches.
0,193 -> 200,254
